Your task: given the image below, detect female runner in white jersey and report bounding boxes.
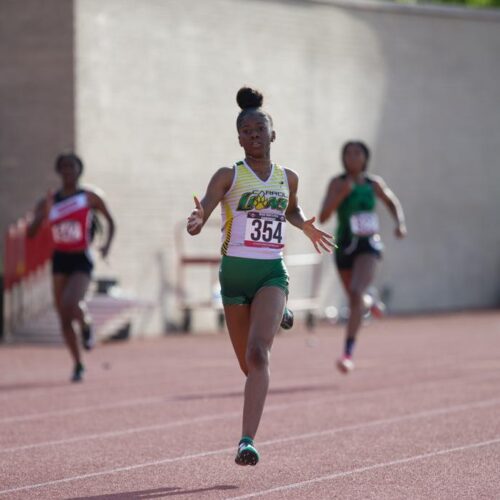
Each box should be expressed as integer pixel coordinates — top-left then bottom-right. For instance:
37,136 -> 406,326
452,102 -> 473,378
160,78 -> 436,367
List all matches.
187,87 -> 333,466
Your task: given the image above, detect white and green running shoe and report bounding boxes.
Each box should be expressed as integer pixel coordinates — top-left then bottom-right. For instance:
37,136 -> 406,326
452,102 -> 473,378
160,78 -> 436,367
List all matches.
235,437 -> 260,466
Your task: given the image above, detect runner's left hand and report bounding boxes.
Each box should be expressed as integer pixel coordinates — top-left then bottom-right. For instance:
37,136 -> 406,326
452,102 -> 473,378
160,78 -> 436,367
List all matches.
302,217 -> 335,254
100,243 -> 111,260
395,222 -> 407,239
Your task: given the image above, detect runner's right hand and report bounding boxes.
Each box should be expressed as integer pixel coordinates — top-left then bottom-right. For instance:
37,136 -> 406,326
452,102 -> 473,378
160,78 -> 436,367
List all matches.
187,195 -> 204,235
40,190 -> 53,219
338,178 -> 354,199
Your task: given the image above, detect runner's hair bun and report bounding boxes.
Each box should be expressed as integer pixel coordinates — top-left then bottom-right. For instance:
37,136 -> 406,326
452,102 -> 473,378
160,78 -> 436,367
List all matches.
236,87 -> 264,110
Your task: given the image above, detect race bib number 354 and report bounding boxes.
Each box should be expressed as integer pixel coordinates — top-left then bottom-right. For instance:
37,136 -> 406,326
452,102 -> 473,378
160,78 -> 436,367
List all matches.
244,212 -> 285,249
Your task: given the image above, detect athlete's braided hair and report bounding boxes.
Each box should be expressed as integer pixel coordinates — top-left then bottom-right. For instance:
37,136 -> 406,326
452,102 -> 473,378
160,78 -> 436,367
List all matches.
341,141 -> 370,171
55,153 -> 84,176
236,86 -> 273,130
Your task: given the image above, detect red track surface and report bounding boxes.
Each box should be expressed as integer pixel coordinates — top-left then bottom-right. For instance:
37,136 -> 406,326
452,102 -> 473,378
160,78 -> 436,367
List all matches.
1,311 -> 500,499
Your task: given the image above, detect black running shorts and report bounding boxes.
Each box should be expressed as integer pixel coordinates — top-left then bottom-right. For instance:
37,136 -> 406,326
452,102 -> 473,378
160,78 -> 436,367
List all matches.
52,250 -> 94,276
335,235 -> 383,270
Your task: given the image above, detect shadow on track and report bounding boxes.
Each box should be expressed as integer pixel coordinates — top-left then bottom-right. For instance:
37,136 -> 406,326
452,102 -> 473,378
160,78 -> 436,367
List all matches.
69,484 -> 239,499
0,380 -> 72,392
173,382 -> 337,401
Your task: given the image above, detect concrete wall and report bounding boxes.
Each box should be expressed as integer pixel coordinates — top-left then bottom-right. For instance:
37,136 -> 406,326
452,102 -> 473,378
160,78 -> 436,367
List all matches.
75,0 -> 391,332
349,2 -> 500,312
1,0 -> 499,333
0,0 -> 75,252
75,0 -> 500,332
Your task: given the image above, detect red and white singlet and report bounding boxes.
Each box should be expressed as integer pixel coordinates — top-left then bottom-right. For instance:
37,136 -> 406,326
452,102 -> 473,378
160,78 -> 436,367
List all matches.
48,191 -> 92,252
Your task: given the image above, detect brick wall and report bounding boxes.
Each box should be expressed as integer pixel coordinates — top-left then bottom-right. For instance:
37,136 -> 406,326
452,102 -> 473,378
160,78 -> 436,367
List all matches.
0,0 -> 75,248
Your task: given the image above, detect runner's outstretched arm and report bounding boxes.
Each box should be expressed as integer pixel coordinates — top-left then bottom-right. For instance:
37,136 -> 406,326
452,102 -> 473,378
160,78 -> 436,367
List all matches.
187,167 -> 233,236
285,168 -> 334,253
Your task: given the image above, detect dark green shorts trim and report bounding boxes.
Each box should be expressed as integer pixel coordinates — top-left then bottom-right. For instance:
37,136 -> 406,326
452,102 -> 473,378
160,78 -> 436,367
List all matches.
219,255 -> 289,306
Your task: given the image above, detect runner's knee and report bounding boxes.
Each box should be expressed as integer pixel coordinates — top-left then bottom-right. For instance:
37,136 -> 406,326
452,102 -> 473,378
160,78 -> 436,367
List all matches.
348,289 -> 364,307
246,343 -> 269,371
59,302 -> 79,324
238,359 -> 249,376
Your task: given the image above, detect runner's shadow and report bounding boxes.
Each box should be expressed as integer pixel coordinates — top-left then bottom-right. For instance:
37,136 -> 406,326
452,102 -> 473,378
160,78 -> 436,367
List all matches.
173,382 -> 336,401
69,484 -> 238,499
0,380 -> 71,392
270,383 -> 338,396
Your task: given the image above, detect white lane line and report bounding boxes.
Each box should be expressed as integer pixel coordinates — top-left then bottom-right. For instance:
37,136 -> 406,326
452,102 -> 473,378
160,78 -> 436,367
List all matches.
0,397 -> 499,495
228,437 -> 500,499
0,397 -> 326,454
0,396 -> 167,424
0,365 -> 319,403
3,389 -> 500,455
2,369 -> 498,425
0,446 -> 236,496
0,375 -> 328,423
0,412 -> 239,454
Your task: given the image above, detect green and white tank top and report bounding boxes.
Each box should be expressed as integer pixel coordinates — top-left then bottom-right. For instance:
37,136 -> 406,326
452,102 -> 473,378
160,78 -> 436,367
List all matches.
336,175 -> 378,242
220,160 -> 290,259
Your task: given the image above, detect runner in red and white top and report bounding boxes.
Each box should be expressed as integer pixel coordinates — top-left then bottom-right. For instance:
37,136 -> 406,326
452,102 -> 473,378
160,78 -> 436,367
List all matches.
49,190 -> 93,252
28,153 -> 115,382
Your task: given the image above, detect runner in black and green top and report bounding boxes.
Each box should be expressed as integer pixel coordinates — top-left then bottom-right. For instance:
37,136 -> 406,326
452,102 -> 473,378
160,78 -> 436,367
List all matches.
319,141 -> 406,374
187,87 -> 333,466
